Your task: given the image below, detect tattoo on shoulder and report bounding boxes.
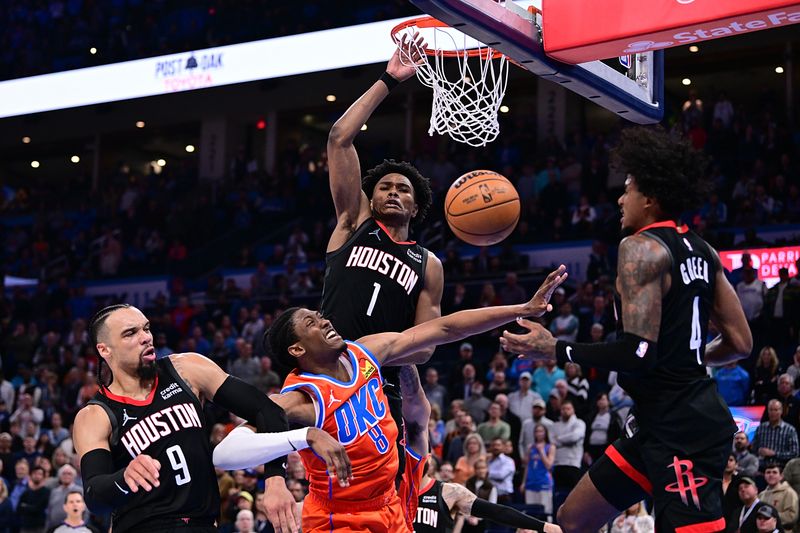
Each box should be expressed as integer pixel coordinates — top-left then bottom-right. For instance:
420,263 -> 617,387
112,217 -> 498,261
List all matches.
442,482 -> 476,514
617,236 -> 668,340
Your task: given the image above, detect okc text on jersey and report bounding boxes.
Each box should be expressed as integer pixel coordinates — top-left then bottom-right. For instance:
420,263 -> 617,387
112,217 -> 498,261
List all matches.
333,376 -> 391,453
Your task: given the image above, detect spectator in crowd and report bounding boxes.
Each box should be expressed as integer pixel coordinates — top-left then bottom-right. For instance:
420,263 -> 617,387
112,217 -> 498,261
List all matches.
584,393 -> 620,465
10,394 -> 43,437
445,413 -> 476,465
519,398 -> 554,460
461,458 -> 497,533
18,465 -> 50,533
564,363 -> 589,419
753,347 -> 781,405
234,509 -> 255,533
251,356 -> 280,394
765,268 -> 795,358
533,360 -> 565,400
736,267 -> 766,347
520,423 -> 555,517
758,463 -> 798,532
477,402 -> 511,444
454,433 -> 487,485
716,362 -> 751,406
551,400 -> 585,495
723,454 -> 745,519
487,370 -> 511,401
508,372 -> 542,422
752,400 -> 800,470
499,272 -> 527,306
465,381 -> 492,425
43,414 -> 68,450
773,374 -> 800,433
423,367 -> 448,417
452,344 -> 482,398
786,347 -> 800,389
44,465 -> 84,530
734,431 -> 761,478
754,504 -> 783,533
487,438 -> 515,504
228,339 -> 259,385
153,332 -> 173,360
493,394 -> 521,456
727,477 -> 769,533
783,457 -> 800,507
486,351 -> 510,384
610,501 -> 654,533
549,302 -> 579,342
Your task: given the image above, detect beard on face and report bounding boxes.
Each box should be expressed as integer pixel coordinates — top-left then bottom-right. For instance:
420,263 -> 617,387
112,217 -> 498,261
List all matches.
137,360 -> 157,380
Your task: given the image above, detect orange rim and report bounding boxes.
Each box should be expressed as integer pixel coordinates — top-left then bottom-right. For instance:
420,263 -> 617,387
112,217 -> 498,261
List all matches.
391,15 -> 504,60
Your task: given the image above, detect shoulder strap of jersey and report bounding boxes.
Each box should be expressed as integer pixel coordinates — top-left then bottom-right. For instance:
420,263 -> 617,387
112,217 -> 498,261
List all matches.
87,398 -> 120,446
420,247 -> 430,291
347,340 -> 383,376
325,218 -> 377,260
160,356 -> 203,406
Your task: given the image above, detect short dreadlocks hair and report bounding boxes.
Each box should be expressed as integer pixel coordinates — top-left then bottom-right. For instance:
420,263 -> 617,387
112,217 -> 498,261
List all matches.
611,126 -> 711,218
362,159 -> 433,226
89,303 -> 132,387
264,307 -> 301,371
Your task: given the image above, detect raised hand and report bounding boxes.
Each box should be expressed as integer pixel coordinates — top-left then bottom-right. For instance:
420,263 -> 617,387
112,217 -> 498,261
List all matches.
307,427 -> 352,487
520,265 -> 568,318
123,454 -> 160,493
500,318 -> 557,361
387,32 -> 426,82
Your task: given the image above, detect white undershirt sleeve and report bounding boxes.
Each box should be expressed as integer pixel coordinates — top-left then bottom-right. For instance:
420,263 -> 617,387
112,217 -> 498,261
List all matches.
212,425 -> 309,470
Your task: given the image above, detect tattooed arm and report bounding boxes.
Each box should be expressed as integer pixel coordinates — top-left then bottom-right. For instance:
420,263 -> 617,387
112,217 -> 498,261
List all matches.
441,482 -> 560,533
501,236 -> 669,372
399,365 -> 430,458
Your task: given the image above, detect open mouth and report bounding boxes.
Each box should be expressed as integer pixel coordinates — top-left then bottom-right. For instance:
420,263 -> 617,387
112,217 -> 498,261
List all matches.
385,199 -> 401,209
325,329 -> 339,340
142,347 -> 156,362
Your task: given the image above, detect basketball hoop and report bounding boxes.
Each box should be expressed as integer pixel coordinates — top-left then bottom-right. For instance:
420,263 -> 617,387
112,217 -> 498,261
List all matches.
391,16 -> 510,147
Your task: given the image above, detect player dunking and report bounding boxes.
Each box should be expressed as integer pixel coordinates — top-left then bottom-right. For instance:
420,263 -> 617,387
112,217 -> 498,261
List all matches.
398,365 -> 562,533
73,304 -> 349,533
213,266 -> 566,532
500,127 -> 753,532
322,36 -> 443,488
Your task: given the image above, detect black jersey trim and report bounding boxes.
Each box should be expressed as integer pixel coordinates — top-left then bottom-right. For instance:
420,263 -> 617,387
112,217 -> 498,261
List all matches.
87,399 -> 121,447
162,356 -> 203,406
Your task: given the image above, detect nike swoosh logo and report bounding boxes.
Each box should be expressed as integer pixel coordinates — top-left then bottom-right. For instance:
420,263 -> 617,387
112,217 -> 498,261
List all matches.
288,439 -> 298,452
115,482 -> 129,495
565,346 -> 573,362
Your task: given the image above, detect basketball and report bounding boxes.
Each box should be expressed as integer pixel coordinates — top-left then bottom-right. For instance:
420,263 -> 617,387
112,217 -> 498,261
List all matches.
444,170 -> 520,246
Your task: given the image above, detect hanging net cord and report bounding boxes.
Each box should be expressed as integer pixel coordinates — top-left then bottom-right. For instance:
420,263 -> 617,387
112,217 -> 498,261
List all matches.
396,26 -> 509,147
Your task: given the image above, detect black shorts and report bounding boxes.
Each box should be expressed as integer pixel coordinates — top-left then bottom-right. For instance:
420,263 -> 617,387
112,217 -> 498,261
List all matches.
589,429 -> 729,532
383,379 -> 406,487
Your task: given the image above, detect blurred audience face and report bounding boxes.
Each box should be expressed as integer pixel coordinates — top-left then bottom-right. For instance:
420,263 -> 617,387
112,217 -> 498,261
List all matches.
734,432 -> 749,451
439,463 -> 454,482
426,368 -> 438,385
560,402 -> 575,421
738,481 -> 758,505
235,510 -> 254,533
63,492 -> 86,522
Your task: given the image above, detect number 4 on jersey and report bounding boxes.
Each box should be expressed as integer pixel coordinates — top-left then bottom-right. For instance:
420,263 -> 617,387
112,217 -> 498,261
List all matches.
689,296 -> 702,365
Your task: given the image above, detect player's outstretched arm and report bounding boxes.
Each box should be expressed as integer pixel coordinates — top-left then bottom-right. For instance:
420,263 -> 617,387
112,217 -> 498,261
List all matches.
327,40 -> 423,253
502,236 -> 668,372
442,482 -> 561,533
74,405 -> 161,514
705,251 -> 753,366
363,266 -> 567,366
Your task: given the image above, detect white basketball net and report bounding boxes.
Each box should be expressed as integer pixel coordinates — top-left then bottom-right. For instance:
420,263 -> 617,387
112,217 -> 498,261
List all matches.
394,21 -> 509,147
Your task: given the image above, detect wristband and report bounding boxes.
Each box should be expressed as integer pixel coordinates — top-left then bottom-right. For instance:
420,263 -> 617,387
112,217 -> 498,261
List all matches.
380,71 -> 400,91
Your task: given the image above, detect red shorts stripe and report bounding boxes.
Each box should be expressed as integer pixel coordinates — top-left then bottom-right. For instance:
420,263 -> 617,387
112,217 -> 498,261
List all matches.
605,445 -> 653,494
675,517 -> 726,533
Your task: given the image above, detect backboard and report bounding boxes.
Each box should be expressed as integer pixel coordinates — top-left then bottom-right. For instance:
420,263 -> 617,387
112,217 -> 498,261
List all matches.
409,0 -> 665,124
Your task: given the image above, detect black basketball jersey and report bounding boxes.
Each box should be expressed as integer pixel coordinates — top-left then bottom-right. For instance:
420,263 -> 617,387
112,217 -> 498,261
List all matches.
88,358 -> 217,532
321,218 -> 429,391
617,221 -> 737,453
414,479 -> 455,533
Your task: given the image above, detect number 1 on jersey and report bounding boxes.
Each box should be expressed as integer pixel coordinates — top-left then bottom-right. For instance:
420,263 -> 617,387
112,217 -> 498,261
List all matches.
366,282 -> 381,316
689,296 -> 702,365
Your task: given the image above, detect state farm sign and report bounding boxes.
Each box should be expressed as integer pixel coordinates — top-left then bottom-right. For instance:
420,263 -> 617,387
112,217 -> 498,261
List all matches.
719,245 -> 800,288
543,0 -> 800,64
